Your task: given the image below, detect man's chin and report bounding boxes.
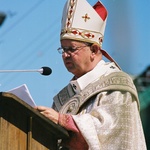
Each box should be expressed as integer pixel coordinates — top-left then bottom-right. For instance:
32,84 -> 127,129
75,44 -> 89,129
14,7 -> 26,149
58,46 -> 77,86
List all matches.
66,67 -> 75,74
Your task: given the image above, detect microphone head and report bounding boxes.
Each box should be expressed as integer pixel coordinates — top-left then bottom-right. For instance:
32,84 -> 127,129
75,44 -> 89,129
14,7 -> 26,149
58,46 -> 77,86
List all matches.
41,67 -> 52,75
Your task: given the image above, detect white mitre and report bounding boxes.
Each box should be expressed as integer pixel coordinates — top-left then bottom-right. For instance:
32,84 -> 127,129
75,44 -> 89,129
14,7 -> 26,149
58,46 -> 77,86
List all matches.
60,0 -> 107,47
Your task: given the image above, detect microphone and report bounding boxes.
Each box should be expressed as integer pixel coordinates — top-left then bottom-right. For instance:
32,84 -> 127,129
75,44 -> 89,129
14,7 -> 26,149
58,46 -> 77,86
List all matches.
0,66 -> 52,76
39,67 -> 52,75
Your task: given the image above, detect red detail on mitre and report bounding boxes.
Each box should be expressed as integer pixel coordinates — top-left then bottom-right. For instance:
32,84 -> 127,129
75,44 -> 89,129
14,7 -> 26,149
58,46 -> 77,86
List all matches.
93,1 -> 107,21
85,33 -> 94,38
69,9 -> 73,15
72,30 -> 78,35
67,22 -> 70,27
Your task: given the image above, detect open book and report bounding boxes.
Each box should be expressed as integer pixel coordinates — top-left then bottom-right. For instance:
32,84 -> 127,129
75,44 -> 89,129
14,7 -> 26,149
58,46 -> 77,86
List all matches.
7,84 -> 36,107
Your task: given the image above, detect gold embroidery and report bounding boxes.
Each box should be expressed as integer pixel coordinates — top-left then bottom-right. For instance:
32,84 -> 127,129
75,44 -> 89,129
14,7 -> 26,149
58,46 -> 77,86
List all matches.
82,13 -> 90,22
61,28 -> 97,39
66,0 -> 76,27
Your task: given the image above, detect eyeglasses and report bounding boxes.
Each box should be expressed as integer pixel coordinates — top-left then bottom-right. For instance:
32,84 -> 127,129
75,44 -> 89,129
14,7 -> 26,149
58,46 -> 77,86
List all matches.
57,45 -> 90,54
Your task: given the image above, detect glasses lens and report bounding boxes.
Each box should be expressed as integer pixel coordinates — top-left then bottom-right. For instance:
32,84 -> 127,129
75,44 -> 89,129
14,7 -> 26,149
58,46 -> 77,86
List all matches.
57,45 -> 89,54
57,48 -> 63,54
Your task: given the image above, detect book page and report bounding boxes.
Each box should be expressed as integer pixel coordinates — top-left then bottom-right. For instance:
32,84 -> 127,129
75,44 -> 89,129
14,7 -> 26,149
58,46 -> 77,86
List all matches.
7,84 -> 36,107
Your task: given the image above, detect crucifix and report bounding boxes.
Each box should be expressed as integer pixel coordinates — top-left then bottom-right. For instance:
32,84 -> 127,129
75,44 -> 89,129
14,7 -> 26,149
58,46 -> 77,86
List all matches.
82,13 -> 90,22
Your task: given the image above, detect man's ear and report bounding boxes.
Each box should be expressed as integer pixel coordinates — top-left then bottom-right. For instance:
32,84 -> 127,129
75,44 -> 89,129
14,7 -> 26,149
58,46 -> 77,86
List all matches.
90,44 -> 101,54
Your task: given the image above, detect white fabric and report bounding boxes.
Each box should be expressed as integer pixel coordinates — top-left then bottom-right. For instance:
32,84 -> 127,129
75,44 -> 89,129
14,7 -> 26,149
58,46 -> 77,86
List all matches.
72,91 -> 147,150
70,60 -> 120,94
70,61 -> 147,150
73,95 -> 146,150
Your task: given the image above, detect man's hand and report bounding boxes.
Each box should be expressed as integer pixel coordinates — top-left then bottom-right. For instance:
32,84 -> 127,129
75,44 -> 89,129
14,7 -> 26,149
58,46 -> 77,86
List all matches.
35,106 -> 59,124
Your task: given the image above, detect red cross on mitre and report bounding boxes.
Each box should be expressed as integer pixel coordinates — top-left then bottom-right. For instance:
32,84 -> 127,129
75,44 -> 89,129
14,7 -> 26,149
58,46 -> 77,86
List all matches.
82,13 -> 90,22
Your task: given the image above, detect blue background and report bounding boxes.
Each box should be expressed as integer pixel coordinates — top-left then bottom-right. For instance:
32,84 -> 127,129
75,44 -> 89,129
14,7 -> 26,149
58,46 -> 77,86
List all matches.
0,0 -> 149,106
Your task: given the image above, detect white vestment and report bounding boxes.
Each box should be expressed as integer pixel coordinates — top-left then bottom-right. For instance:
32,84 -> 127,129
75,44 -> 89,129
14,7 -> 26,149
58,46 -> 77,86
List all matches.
53,60 -> 147,150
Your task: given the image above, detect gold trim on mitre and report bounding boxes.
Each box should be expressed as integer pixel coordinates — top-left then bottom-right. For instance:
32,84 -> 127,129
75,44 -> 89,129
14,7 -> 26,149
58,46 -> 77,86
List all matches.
61,28 -> 104,46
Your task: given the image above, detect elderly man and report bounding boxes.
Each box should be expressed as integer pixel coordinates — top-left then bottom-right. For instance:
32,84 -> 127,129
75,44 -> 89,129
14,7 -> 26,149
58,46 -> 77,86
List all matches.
35,0 -> 146,149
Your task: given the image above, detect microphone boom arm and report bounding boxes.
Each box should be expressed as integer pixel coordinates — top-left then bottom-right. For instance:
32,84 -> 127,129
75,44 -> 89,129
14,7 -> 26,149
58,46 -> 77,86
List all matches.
0,67 -> 52,76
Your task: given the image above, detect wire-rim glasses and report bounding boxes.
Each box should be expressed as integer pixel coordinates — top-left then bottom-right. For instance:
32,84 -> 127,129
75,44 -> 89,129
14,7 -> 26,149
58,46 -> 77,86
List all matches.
57,43 -> 92,54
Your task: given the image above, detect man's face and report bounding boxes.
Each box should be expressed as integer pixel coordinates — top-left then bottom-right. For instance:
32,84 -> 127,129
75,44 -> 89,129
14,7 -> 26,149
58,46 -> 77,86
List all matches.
61,39 -> 93,78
